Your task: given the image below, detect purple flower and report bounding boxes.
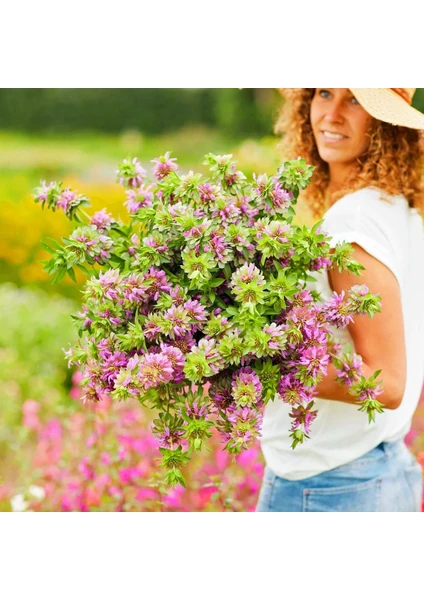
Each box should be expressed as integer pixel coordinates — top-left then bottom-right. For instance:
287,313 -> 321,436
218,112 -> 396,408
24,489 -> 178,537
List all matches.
335,354 -> 363,386
122,273 -> 148,304
138,352 -> 174,389
225,405 -> 263,449
183,400 -> 209,419
355,383 -> 384,403
231,263 -> 265,288
263,221 -> 290,243
76,305 -> 92,328
57,189 -> 77,213
117,157 -> 146,188
90,209 -> 114,232
143,315 -> 163,342
209,378 -> 233,412
159,343 -> 185,382
34,180 -> 56,204
124,185 -> 154,214
101,351 -> 128,387
278,373 -> 313,405
263,323 -> 287,351
183,299 -> 208,325
151,152 -> 178,180
155,426 -> 185,449
322,290 -> 355,328
212,200 -> 241,222
169,334 -> 196,355
98,269 -> 121,301
198,182 -> 219,203
269,177 -> 293,212
163,306 -> 191,338
298,345 -> 331,379
143,268 -> 172,301
309,256 -> 332,271
289,404 -> 318,435
231,367 -> 263,407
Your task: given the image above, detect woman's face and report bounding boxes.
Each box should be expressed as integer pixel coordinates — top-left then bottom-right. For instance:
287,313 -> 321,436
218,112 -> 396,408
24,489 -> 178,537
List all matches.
310,89 -> 373,170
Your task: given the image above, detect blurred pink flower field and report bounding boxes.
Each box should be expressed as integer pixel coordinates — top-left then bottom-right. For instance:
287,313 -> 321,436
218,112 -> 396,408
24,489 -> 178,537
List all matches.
0,372 -> 264,512
2,373 -> 423,512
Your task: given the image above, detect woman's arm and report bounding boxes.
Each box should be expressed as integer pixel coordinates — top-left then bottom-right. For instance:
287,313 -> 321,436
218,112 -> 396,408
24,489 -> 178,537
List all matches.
315,243 -> 407,410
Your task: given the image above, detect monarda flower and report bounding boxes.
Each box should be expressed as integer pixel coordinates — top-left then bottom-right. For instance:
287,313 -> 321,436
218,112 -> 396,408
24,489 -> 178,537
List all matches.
268,177 -> 293,214
198,182 -> 221,203
159,343 -> 185,382
225,405 -> 263,453
151,152 -> 178,181
203,314 -> 232,339
183,219 -> 213,248
169,333 -> 196,355
297,345 -> 331,381
143,313 -> 164,342
138,352 -> 174,389
116,157 -> 146,188
90,209 -> 115,232
347,284 -> 382,318
100,350 -> 128,388
204,232 -> 233,268
142,268 -> 172,301
124,185 -> 154,213
231,263 -> 265,287
277,373 -> 313,405
211,197 -> 241,222
209,374 -> 233,411
334,353 -> 363,386
121,273 -> 148,305
217,331 -> 250,365
308,256 -> 332,272
155,426 -> 185,450
184,339 -> 224,382
98,269 -> 121,301
162,305 -> 191,338
289,402 -> 318,436
322,290 -> 355,328
68,226 -> 114,264
33,180 -> 61,210
183,300 -> 208,327
111,368 -> 140,401
231,367 -> 263,408
181,249 -> 216,286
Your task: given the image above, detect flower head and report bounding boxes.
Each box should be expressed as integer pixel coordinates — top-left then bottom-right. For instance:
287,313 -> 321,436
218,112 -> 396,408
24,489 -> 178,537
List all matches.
151,152 -> 178,180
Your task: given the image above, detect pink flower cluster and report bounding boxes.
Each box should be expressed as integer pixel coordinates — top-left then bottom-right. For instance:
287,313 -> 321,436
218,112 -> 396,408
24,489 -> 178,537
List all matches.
3,373 -> 264,512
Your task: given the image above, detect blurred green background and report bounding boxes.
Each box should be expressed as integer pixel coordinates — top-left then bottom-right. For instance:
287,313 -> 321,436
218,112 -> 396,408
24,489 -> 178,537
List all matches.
1,88 -> 424,510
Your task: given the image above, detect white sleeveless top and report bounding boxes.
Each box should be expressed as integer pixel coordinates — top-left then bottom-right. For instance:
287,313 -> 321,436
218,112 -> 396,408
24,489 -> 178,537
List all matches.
260,187 -> 424,480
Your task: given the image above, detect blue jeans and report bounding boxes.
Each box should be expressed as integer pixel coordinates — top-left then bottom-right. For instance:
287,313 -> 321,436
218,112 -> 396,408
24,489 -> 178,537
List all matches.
256,440 -> 423,512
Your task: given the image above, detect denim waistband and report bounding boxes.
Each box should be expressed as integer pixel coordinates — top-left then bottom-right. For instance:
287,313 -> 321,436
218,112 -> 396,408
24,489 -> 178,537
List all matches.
374,439 -> 405,458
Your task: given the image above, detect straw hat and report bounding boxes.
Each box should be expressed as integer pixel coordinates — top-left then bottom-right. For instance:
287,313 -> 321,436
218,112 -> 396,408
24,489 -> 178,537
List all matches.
277,88 -> 424,130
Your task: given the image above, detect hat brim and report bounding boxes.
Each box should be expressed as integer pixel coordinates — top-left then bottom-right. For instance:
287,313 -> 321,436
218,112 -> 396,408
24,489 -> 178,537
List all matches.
277,88 -> 424,130
349,89 -> 424,129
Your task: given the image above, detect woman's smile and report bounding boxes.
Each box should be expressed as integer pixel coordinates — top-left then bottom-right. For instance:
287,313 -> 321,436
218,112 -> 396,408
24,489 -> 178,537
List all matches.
320,130 -> 349,143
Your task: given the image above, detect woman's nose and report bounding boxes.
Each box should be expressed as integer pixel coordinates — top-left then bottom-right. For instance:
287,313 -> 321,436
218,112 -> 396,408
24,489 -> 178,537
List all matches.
325,101 -> 344,122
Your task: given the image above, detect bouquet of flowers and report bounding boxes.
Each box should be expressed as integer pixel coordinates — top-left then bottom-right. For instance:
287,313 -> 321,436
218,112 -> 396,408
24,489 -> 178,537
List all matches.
34,152 -> 384,487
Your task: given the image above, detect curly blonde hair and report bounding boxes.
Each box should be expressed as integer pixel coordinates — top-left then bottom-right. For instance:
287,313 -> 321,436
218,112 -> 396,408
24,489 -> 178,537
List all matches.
274,88 -> 424,220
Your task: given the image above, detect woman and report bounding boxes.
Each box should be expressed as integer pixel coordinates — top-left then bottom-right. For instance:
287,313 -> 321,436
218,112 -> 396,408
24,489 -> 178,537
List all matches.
256,88 -> 424,512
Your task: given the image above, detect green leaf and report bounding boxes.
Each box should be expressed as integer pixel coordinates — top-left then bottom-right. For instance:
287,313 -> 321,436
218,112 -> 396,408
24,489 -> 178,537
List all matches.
209,278 -> 225,288
40,242 -> 54,255
67,267 -> 76,283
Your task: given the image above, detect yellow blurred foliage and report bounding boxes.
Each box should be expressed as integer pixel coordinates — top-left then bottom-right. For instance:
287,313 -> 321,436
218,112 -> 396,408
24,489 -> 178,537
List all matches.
0,176 -> 129,289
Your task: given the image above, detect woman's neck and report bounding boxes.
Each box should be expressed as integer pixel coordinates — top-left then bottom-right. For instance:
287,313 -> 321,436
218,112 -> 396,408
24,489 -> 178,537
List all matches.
328,162 -> 357,195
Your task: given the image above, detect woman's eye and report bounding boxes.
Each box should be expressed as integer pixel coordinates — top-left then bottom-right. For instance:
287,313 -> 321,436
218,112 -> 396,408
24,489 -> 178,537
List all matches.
319,89 -> 331,99
351,96 -> 360,105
